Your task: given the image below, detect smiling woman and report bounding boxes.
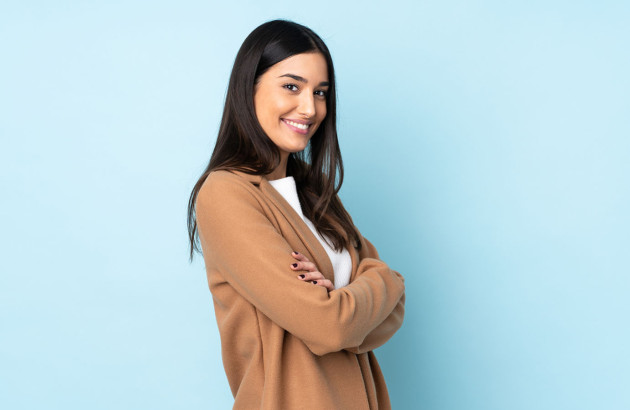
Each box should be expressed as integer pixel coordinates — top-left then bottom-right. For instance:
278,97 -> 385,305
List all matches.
253,52 -> 329,180
187,19 -> 405,409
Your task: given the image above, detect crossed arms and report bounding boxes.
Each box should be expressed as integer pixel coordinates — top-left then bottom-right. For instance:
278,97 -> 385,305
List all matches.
196,172 -> 405,356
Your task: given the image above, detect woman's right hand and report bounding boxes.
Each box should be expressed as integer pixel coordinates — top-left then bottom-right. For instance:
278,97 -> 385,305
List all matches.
290,251 -> 335,292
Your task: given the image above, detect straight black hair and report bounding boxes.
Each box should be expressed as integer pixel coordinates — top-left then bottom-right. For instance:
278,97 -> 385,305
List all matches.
187,19 -> 362,262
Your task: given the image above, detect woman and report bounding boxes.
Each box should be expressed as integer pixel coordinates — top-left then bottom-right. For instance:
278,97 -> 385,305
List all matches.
187,19 -> 406,409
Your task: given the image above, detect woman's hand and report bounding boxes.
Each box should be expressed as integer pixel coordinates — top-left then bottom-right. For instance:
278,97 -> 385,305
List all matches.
290,251 -> 335,292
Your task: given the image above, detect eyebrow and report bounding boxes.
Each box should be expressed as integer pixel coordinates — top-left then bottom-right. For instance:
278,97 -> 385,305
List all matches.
278,73 -> 330,87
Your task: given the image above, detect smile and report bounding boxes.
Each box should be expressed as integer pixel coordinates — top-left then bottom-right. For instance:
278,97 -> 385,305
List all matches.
282,119 -> 311,134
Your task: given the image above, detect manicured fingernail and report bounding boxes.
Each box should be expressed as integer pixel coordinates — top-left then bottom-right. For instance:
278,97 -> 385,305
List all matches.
292,263 -> 298,268
299,274 -> 305,279
313,281 -> 317,284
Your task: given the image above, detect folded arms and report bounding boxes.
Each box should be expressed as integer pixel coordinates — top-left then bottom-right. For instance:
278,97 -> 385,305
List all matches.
196,172 -> 405,356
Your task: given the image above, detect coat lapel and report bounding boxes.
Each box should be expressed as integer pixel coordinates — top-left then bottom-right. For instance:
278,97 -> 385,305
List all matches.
229,169 -> 338,286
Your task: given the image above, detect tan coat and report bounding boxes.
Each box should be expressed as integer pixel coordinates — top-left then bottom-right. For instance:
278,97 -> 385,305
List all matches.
196,169 -> 406,409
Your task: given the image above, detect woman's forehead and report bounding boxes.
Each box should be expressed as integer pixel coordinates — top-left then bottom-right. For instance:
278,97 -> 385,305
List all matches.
267,52 -> 329,81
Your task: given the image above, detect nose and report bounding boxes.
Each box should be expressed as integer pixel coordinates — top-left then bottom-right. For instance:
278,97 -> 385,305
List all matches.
297,92 -> 316,118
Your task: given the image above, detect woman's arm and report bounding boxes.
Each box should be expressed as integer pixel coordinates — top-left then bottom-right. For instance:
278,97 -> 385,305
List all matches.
342,236 -> 406,354
196,172 -> 405,356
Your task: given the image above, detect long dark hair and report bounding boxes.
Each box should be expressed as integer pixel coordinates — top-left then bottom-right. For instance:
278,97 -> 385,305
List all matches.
187,19 -> 362,262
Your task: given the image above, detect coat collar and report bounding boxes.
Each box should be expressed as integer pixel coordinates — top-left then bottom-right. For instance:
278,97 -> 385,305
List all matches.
228,169 -> 343,285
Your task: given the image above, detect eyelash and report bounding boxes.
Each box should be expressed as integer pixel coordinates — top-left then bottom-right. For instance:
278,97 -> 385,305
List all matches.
283,83 -> 327,97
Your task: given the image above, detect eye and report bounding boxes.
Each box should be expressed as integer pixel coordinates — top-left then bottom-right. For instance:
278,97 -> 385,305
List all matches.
315,90 -> 328,98
283,83 -> 299,92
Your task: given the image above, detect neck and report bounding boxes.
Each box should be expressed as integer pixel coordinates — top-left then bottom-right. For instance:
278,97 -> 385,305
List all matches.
266,152 -> 289,181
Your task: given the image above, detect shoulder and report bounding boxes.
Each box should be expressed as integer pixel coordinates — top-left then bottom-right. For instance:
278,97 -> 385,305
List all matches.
196,169 -> 261,212
200,169 -> 252,195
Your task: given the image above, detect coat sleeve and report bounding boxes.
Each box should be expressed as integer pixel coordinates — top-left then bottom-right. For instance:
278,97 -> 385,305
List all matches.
196,172 -> 405,356
342,235 -> 406,354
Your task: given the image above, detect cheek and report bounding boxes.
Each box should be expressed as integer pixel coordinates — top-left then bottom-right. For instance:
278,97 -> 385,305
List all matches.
318,102 -> 327,121
256,96 -> 281,127
264,97 -> 290,123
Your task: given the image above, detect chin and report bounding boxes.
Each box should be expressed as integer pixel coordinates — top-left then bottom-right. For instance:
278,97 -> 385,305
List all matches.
284,137 -> 310,151
288,144 -> 308,153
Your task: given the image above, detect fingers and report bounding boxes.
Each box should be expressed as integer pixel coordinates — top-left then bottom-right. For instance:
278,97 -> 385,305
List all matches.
290,260 -> 318,273
290,252 -> 319,273
312,278 -> 335,292
291,251 -> 310,263
295,271 -> 335,292
291,251 -> 334,291
295,270 -> 325,282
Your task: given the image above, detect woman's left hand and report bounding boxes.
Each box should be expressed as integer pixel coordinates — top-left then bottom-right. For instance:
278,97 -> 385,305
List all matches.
290,251 -> 335,292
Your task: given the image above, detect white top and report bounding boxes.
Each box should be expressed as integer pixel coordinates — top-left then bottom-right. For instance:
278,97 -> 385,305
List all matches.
268,176 -> 352,289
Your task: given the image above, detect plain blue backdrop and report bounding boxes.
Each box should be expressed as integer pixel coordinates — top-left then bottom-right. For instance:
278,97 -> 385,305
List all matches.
1,1 -> 628,409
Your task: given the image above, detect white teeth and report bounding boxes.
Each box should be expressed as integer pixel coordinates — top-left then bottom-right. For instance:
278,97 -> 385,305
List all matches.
284,120 -> 309,130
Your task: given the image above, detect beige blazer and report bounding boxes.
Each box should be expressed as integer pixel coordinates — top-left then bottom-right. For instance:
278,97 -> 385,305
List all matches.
196,168 -> 406,409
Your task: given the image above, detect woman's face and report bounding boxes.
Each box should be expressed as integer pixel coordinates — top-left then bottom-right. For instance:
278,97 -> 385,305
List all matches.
253,52 -> 329,156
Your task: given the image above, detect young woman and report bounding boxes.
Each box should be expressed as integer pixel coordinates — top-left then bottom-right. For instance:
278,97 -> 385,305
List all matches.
187,19 -> 406,409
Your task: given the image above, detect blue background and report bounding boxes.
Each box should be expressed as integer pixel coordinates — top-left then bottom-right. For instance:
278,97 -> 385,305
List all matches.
1,1 -> 629,409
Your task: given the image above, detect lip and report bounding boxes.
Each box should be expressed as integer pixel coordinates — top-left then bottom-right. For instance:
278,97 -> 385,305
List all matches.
281,118 -> 311,135
282,118 -> 312,125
